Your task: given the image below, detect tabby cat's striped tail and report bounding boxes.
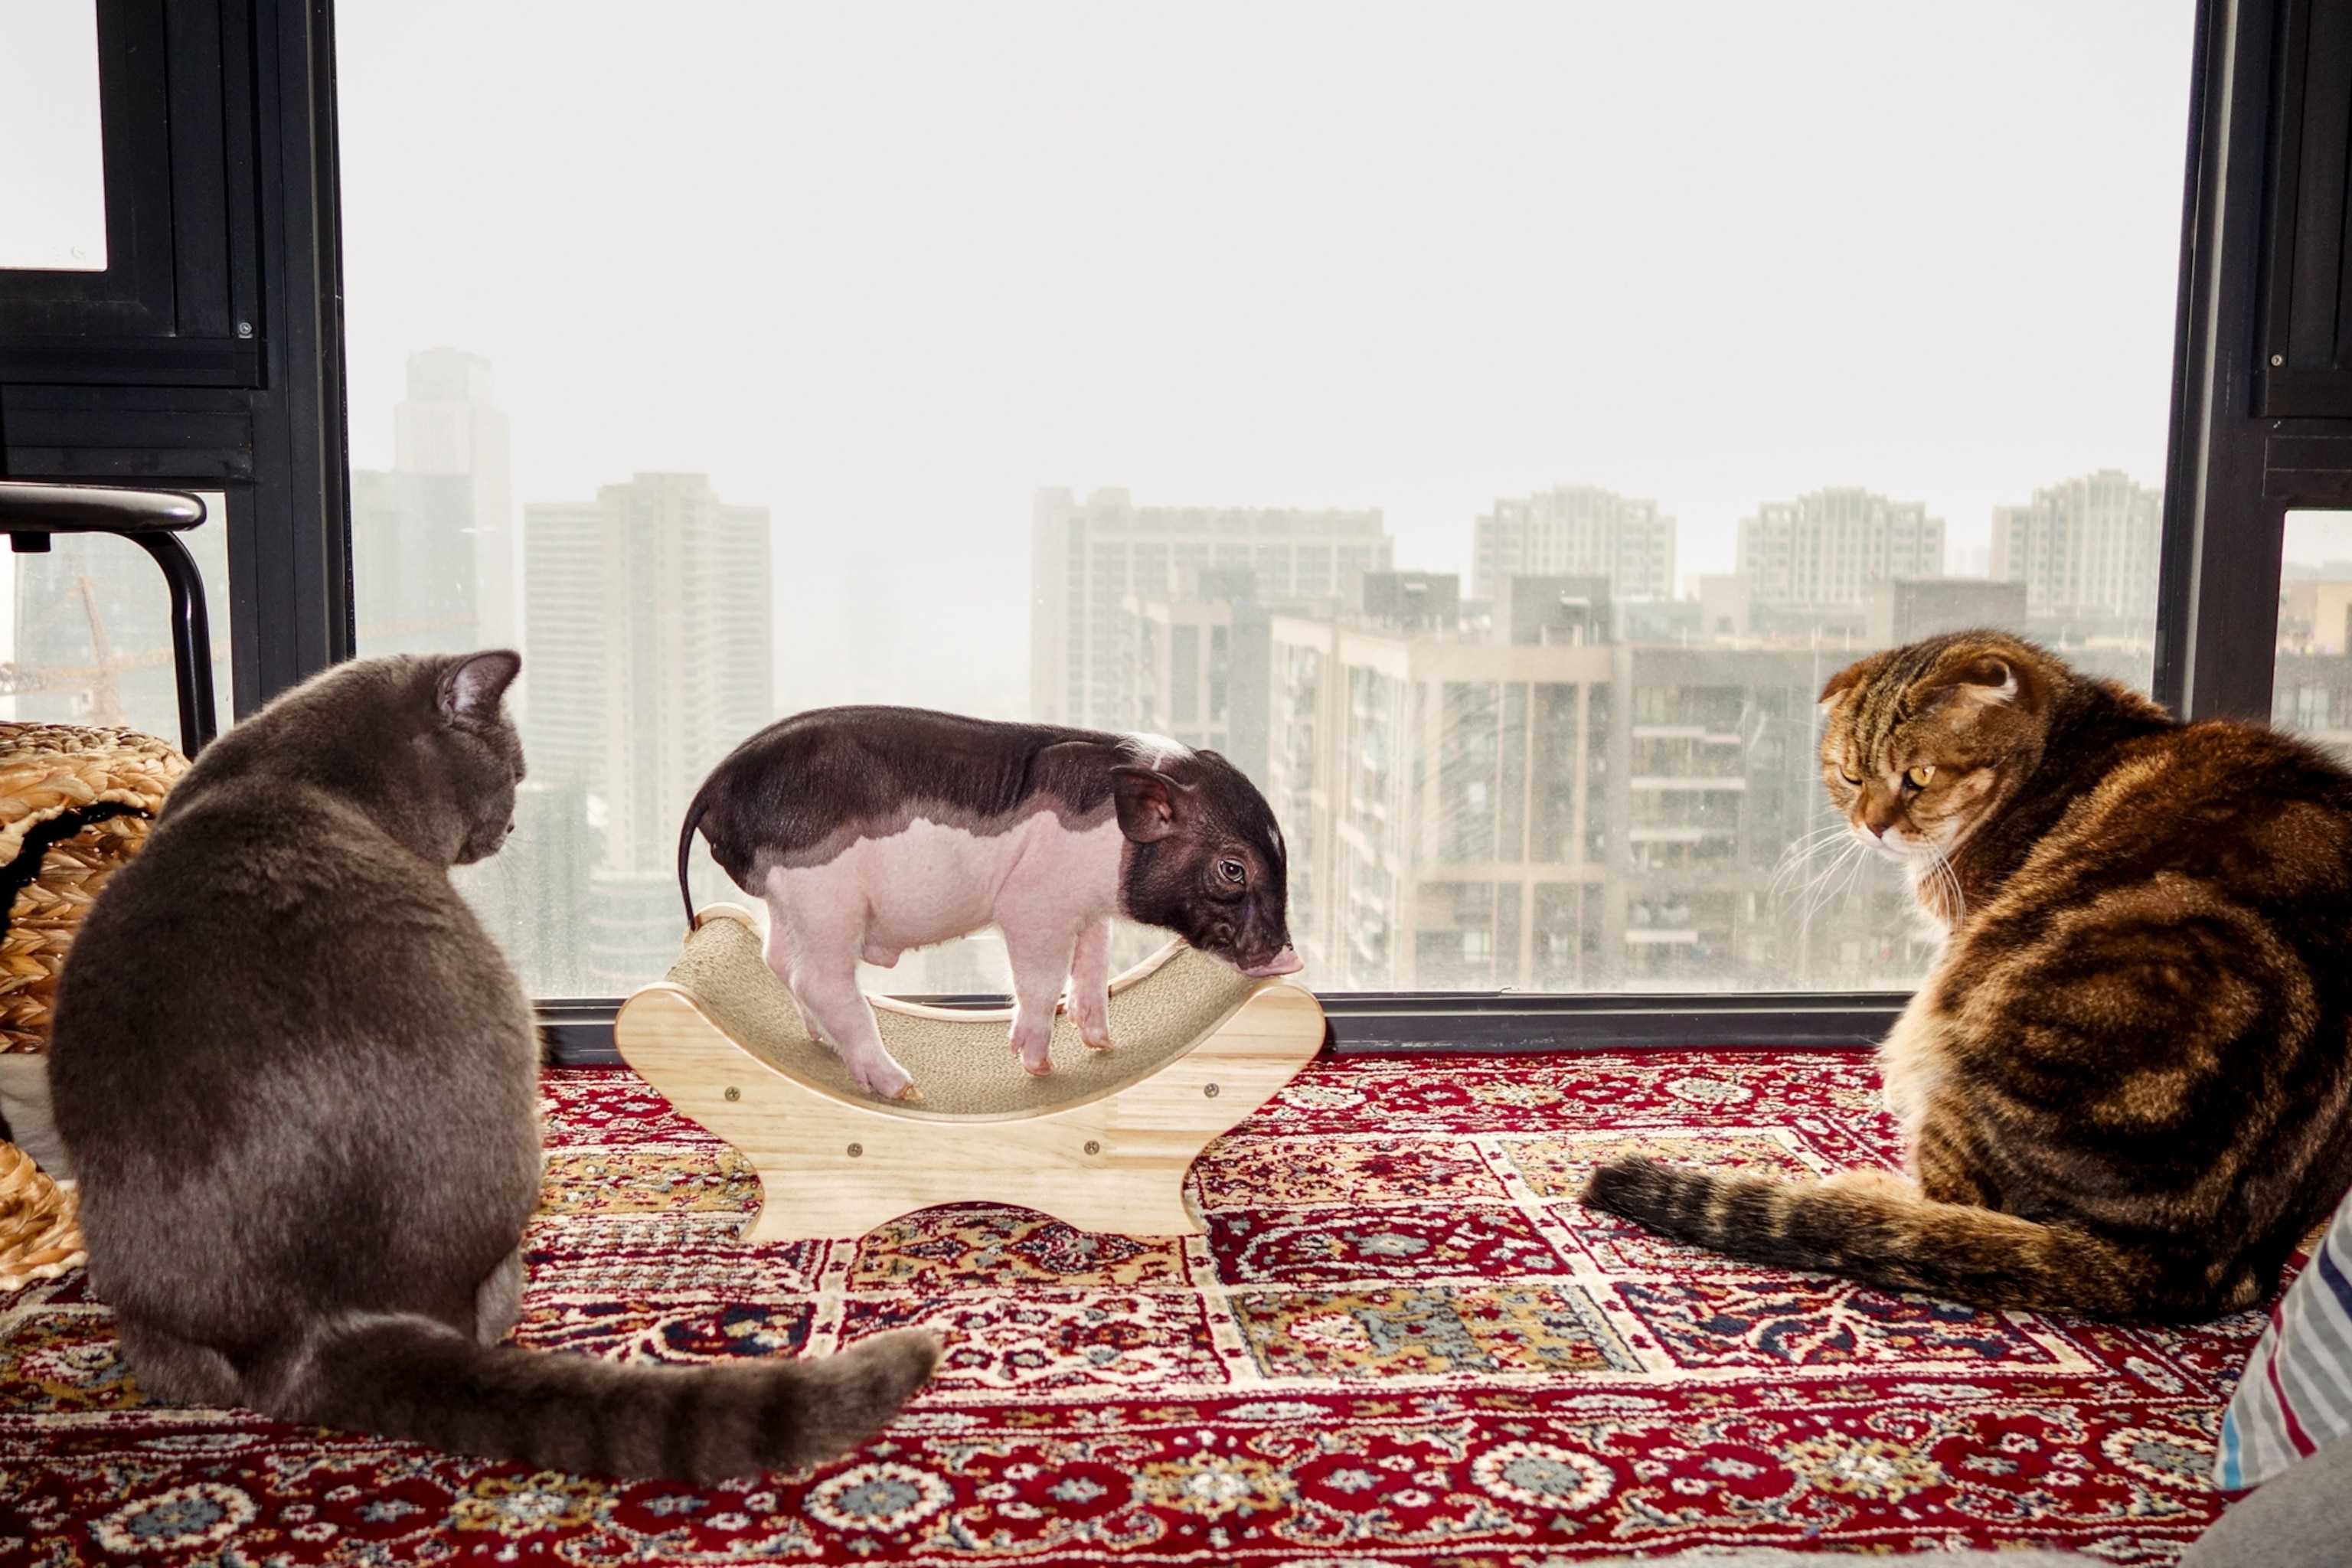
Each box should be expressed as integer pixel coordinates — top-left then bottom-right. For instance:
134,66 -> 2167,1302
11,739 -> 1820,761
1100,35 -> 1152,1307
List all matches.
1583,1158 -> 2176,1320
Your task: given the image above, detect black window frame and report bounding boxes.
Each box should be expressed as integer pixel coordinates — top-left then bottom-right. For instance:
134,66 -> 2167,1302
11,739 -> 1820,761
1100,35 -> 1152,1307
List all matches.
0,0 -> 2324,1057
0,0 -> 353,714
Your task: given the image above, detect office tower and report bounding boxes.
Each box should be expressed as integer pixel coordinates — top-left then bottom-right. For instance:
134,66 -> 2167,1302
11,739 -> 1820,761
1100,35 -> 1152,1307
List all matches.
350,348 -> 514,659
1472,485 -> 1677,603
1736,488 -> 1945,608
1990,469 -> 2162,624
521,472 -> 773,994
1031,488 -> 1390,730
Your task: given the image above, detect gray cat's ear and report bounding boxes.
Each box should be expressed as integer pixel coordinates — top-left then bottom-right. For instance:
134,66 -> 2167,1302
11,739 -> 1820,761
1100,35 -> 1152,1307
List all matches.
439,650 -> 521,720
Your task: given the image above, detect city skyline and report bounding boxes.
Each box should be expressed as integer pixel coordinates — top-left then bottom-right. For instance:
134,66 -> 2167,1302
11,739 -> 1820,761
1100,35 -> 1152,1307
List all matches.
351,346 -> 2180,648
322,340 -> 2191,998
0,337 -> 2197,1001
0,397 -> 2307,1001
368,341 -> 2179,708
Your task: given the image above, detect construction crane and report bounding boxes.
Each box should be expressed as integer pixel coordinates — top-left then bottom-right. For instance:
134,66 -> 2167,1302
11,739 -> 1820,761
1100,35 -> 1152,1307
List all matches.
0,575 -> 475,727
0,575 -> 175,724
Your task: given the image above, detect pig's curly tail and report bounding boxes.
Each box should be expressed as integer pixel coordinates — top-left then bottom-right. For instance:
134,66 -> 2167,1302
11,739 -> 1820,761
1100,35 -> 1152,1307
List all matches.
678,783 -> 714,936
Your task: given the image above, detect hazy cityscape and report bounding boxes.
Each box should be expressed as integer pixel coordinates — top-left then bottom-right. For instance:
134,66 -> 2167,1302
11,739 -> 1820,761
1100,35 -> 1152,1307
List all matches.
250,2 -> 2203,998
7,345 -> 2304,1002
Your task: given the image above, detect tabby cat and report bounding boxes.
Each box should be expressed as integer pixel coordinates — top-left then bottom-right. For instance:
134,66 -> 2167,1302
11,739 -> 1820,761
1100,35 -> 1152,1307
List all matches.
48,652 -> 937,1477
1584,631 -> 2352,1321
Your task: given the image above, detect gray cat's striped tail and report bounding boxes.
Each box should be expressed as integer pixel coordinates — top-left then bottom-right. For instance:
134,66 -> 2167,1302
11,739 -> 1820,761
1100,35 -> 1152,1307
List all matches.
1583,1157 -> 2190,1320
275,1315 -> 939,1481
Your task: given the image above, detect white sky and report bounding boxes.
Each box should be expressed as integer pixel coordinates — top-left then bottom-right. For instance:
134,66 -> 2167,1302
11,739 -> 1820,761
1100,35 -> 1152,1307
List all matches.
0,1 -> 108,270
335,2 -> 2197,718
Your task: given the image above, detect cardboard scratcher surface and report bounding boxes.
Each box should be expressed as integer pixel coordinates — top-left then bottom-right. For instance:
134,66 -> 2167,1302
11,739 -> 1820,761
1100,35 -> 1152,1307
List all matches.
663,913 -> 1259,1119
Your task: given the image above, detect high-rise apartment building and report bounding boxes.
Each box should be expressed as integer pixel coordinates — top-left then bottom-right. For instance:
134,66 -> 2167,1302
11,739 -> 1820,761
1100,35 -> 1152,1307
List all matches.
350,348 -> 514,659
521,472 -> 773,992
1472,485 -> 1676,603
1267,606 -> 1921,992
1269,608 -> 1615,991
1736,488 -> 1945,607
1990,469 -> 2162,623
1031,488 -> 1390,730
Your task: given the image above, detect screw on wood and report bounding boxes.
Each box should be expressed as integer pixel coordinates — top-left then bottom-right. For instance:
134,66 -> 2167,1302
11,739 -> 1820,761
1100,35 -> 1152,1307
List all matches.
1084,1140 -> 1101,1155
847,1142 -> 864,1158
724,1086 -> 740,1101
1204,1083 -> 1220,1098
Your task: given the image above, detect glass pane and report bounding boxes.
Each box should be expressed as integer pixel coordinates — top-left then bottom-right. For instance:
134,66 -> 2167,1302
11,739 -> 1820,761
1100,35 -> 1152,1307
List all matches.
339,3 -> 2196,997
0,0 -> 107,272
5,497 -> 234,746
2275,511 -> 2352,763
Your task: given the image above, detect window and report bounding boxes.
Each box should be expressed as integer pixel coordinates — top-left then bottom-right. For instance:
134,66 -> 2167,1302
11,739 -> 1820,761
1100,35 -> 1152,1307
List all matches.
2275,512 -> 2352,758
4,512 -> 233,744
333,4 -> 2197,999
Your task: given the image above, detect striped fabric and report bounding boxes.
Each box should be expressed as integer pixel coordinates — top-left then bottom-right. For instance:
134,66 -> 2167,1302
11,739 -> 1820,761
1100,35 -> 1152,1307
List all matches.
2215,1188 -> 2352,1489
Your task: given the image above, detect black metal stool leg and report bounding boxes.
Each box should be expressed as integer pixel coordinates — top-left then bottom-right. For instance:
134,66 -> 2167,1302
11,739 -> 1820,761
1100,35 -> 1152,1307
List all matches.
126,531 -> 218,757
0,483 -> 220,756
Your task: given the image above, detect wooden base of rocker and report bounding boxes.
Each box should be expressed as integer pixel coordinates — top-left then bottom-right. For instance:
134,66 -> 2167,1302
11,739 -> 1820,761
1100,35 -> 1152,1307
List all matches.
612,906 -> 1327,1243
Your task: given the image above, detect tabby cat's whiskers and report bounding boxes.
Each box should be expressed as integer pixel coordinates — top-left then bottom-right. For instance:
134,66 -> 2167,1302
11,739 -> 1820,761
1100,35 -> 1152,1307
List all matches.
1772,822 -> 1875,956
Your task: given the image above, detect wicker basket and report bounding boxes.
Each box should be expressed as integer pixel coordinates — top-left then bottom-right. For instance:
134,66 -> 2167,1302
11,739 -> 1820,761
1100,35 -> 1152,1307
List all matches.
0,724 -> 187,1054
0,1138 -> 81,1291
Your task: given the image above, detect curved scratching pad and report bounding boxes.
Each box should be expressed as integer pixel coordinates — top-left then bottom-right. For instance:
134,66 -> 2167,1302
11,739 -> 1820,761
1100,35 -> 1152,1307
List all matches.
615,907 -> 1327,1240
665,910 -> 1255,1117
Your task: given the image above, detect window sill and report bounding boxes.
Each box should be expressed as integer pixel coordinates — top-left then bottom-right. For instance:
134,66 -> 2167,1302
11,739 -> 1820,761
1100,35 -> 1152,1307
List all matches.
535,990 -> 1906,1067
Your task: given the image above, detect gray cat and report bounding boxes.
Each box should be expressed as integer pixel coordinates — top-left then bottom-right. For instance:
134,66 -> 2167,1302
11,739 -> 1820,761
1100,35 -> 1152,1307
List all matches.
47,652 -> 937,1479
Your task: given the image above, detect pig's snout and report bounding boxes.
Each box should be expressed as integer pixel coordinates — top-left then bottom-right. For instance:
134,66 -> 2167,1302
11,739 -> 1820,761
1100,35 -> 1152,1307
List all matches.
1242,947 -> 1303,978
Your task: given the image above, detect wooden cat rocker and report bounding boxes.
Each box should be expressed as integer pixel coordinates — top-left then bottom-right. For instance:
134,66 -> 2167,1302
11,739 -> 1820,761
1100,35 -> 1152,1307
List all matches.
613,906 -> 1326,1242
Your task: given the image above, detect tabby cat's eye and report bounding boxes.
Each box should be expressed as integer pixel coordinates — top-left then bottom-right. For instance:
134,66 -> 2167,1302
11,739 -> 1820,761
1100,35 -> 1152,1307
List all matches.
1838,768 -> 1861,785
1906,764 -> 1936,787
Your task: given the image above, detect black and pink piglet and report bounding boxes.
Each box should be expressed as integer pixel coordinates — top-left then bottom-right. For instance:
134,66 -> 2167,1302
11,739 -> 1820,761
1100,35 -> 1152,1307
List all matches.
680,707 -> 1301,1100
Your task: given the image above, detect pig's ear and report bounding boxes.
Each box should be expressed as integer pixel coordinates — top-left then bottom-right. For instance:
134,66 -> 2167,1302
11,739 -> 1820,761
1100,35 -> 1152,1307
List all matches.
1111,765 -> 1185,843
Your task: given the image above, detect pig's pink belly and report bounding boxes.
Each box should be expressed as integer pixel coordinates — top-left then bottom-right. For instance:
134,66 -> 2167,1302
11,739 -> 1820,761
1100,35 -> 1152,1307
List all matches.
763,815 -> 1117,956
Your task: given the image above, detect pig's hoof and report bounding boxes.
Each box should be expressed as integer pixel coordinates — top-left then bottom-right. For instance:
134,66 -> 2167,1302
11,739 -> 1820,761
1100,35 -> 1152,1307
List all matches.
1082,1034 -> 1115,1053
1021,1057 -> 1054,1078
893,1083 -> 926,1103
857,1067 -> 920,1102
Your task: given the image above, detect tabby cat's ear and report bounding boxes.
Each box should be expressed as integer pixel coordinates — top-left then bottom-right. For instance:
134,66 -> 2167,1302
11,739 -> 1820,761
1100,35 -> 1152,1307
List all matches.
439,650 -> 521,721
1922,652 -> 2040,713
1818,661 -> 1867,709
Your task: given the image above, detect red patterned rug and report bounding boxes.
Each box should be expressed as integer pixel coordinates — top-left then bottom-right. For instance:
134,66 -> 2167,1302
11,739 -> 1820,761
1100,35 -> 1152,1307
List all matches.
0,1050 -> 2253,1564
